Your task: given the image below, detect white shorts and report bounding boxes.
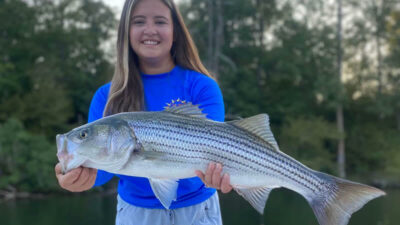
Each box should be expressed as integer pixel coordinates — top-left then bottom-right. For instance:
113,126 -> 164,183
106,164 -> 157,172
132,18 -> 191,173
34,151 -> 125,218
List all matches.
115,193 -> 223,225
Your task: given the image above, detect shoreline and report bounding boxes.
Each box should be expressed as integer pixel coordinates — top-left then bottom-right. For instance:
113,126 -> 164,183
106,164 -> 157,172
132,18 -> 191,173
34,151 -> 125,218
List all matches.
0,187 -> 118,202
2,183 -> 400,202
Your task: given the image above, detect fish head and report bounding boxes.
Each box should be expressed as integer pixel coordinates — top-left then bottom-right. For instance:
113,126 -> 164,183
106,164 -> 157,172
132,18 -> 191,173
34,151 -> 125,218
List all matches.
56,117 -> 137,174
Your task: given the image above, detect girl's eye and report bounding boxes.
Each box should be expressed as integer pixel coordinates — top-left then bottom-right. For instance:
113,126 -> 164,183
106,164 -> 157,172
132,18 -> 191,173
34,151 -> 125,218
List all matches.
155,21 -> 166,25
132,20 -> 145,25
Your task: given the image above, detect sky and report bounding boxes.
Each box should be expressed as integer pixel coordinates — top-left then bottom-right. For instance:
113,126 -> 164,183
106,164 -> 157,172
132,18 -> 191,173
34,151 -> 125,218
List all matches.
101,0 -> 124,17
101,0 -> 183,18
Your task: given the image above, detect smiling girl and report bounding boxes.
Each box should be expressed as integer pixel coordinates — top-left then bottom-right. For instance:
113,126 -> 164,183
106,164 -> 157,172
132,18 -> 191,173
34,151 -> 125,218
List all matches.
55,0 -> 232,224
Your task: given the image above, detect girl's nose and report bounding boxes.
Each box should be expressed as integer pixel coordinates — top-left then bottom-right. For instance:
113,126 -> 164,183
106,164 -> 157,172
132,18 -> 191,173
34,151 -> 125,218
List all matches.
143,23 -> 157,35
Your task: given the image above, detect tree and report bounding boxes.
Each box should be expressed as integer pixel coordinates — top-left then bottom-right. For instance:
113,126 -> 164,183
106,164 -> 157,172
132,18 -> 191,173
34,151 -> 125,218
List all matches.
0,0 -> 116,193
336,0 -> 346,178
386,9 -> 400,130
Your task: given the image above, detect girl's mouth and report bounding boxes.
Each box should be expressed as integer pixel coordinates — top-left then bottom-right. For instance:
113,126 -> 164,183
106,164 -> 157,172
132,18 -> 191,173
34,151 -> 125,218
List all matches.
142,40 -> 160,45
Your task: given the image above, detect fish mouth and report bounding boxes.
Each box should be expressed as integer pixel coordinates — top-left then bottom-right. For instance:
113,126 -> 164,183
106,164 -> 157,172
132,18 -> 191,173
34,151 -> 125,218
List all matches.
56,134 -> 87,174
56,134 -> 68,173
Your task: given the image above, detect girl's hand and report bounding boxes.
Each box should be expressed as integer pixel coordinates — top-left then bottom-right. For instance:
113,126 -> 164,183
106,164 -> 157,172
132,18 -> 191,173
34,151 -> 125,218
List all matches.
55,163 -> 97,192
195,162 -> 233,193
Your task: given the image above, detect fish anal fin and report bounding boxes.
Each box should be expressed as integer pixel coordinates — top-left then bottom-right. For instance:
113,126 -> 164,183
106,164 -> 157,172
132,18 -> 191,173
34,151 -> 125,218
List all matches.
229,114 -> 280,151
234,186 -> 275,214
149,178 -> 179,209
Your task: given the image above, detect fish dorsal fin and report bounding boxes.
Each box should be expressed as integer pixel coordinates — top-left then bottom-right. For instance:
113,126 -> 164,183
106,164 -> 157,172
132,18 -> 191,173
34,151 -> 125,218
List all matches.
163,99 -> 207,119
234,186 -> 276,214
229,114 -> 280,151
149,178 -> 179,209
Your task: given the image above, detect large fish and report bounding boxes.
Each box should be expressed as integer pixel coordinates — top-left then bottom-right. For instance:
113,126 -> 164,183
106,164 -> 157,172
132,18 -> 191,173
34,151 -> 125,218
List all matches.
56,102 -> 385,225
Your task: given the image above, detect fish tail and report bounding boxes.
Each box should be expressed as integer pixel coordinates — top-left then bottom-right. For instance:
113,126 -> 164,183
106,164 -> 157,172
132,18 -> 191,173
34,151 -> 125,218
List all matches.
306,172 -> 385,225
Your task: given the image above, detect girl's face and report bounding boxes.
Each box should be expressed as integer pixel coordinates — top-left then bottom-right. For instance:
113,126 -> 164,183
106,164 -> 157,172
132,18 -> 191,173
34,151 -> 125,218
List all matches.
130,0 -> 174,65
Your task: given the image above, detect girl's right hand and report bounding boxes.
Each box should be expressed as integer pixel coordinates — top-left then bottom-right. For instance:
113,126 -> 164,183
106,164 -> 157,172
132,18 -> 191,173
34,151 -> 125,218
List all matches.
55,163 -> 97,192
195,162 -> 233,194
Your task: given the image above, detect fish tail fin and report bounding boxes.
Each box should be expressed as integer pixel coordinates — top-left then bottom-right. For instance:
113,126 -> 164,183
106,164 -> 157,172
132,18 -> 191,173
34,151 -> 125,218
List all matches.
306,172 -> 385,225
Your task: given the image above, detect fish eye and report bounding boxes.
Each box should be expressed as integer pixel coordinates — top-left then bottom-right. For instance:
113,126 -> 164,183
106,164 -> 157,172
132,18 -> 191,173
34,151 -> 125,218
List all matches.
79,130 -> 89,139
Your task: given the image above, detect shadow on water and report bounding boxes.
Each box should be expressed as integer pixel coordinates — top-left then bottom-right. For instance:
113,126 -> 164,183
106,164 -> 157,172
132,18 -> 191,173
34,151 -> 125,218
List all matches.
0,189 -> 397,225
0,194 -> 117,225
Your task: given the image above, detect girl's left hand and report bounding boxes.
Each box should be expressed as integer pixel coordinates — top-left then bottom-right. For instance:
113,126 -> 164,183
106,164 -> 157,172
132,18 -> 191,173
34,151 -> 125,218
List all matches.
195,162 -> 233,193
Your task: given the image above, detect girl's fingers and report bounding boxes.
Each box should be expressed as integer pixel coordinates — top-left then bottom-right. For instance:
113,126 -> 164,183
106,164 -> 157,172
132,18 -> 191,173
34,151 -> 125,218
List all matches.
220,173 -> 233,193
195,170 -> 205,182
55,164 -> 96,192
59,167 -> 83,188
88,168 -> 98,186
55,163 -> 62,175
204,163 -> 215,186
78,168 -> 97,191
73,167 -> 91,188
196,163 -> 232,192
211,163 -> 222,188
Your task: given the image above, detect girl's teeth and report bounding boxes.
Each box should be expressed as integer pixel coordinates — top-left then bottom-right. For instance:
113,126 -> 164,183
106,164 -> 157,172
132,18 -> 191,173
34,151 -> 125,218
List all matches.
144,41 -> 158,45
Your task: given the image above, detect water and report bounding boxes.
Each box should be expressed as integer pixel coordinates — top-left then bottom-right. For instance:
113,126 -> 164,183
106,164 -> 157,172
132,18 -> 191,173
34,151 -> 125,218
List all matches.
0,189 -> 397,225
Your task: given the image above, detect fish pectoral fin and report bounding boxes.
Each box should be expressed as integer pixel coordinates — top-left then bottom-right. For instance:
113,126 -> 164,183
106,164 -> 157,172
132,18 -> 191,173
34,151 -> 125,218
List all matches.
140,143 -> 166,160
234,186 -> 275,214
141,151 -> 166,160
149,178 -> 179,209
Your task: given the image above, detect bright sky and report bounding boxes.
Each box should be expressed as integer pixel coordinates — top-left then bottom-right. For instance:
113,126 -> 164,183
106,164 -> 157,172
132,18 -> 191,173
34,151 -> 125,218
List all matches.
101,0 -> 124,17
102,0 -> 183,18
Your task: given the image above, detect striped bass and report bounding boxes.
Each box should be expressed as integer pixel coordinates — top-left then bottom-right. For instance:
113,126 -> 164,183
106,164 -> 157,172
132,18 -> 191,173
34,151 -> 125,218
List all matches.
56,102 -> 385,225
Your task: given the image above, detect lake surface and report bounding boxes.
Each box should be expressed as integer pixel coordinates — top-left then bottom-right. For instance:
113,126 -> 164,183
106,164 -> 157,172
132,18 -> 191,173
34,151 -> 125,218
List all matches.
0,189 -> 397,225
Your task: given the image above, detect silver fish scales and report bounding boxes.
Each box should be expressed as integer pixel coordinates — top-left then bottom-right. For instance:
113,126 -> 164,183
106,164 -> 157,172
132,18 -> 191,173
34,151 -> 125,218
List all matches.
56,102 -> 385,225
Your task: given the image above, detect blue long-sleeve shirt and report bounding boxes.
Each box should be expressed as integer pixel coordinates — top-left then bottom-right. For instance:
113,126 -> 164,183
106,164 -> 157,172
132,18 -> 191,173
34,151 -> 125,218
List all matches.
88,65 -> 225,209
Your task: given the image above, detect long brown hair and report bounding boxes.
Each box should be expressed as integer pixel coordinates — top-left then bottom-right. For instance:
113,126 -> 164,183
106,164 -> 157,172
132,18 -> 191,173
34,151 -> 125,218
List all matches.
104,0 -> 212,116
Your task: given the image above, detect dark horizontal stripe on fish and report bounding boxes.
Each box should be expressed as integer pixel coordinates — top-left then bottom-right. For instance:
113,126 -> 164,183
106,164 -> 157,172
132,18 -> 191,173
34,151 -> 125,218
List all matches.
141,115 -> 280,152
148,116 -> 279,152
145,140 -> 284,177
132,118 -> 320,187
165,118 -> 324,188
134,120 -> 286,164
146,137 -> 319,193
147,141 -> 321,194
134,123 -> 322,192
134,125 -> 321,193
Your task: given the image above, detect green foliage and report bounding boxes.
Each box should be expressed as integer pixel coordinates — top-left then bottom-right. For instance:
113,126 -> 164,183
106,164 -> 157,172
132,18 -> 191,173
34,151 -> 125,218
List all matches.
0,0 -> 115,135
1,0 -> 399,194
279,116 -> 338,173
345,123 -> 397,176
0,119 -> 58,192
0,0 -> 116,192
182,0 -> 400,182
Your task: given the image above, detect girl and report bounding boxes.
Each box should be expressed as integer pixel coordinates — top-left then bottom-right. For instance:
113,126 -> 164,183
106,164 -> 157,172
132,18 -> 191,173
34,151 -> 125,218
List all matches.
55,0 -> 232,224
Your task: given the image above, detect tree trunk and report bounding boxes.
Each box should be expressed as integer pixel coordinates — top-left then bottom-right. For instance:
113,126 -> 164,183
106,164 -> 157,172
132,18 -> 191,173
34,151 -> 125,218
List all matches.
372,0 -> 385,119
397,111 -> 400,131
337,105 -> 346,178
214,0 -> 224,79
337,0 -> 346,178
207,0 -> 224,79
255,0 -> 265,94
372,0 -> 383,96
207,0 -> 214,72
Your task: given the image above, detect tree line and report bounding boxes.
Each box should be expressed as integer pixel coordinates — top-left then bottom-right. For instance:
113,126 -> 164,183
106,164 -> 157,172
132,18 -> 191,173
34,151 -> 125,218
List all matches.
0,0 -> 399,195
